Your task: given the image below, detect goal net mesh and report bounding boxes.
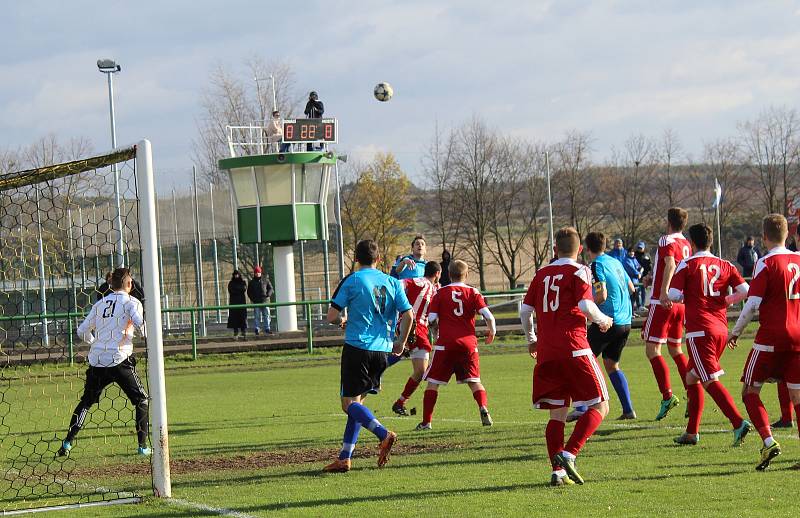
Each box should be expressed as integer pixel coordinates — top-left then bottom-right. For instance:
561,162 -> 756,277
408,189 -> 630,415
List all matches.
0,147 -> 153,512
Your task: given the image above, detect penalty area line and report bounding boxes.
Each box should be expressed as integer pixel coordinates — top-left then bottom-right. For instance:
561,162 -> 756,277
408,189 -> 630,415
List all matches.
167,498 -> 258,518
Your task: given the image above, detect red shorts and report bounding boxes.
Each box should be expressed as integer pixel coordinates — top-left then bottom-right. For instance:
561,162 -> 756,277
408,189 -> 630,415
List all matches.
643,302 -> 684,345
532,349 -> 609,409
685,331 -> 727,383
423,345 -> 480,385
741,344 -> 800,389
410,331 -> 432,353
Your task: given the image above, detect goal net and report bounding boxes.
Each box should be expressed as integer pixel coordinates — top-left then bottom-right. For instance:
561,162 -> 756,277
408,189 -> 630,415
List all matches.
0,141 -> 170,513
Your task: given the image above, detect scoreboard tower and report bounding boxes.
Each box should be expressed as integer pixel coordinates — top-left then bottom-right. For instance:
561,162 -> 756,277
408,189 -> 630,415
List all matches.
220,118 -> 338,332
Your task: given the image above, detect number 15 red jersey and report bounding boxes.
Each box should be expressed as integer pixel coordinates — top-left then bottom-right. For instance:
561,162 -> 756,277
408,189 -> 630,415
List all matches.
430,283 -> 487,350
523,258 -> 594,362
749,247 -> 800,351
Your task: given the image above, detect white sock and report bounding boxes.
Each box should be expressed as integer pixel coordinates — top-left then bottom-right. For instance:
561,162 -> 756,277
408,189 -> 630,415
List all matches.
552,469 -> 567,478
560,450 -> 576,461
764,436 -> 776,447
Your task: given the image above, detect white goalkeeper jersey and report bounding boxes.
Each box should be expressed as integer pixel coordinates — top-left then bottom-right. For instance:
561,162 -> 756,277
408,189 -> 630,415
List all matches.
77,291 -> 145,367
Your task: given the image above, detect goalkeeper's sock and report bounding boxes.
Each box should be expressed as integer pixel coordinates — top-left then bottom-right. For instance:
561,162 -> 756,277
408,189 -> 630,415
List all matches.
338,416 -> 362,460
609,370 -> 634,415
386,354 -> 403,367
346,402 -> 388,441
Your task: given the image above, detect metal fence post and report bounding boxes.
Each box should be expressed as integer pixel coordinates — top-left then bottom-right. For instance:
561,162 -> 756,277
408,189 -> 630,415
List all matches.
306,302 -> 313,354
190,308 -> 198,360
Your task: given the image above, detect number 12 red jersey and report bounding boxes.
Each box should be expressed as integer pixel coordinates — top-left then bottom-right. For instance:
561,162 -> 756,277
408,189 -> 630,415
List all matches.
523,258 -> 593,362
430,283 -> 487,350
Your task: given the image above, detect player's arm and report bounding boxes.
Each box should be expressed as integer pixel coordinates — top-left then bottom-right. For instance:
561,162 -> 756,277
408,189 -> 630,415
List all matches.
729,295 -> 761,348
128,299 -> 146,337
328,274 -> 352,328
478,307 -> 496,344
327,306 -> 345,327
76,305 -> 97,344
659,256 -> 677,307
394,309 -> 414,355
628,279 -> 636,295
519,303 -> 537,358
578,299 -> 613,332
593,281 -> 607,305
725,282 -> 750,305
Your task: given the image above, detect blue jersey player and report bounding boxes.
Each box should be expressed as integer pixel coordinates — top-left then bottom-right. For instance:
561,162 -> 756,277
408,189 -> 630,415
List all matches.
323,239 -> 414,473
391,235 -> 428,280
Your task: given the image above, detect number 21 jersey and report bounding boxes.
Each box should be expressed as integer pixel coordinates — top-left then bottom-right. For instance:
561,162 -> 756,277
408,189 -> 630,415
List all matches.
524,258 -> 593,362
749,247 -> 800,351
430,282 -> 487,350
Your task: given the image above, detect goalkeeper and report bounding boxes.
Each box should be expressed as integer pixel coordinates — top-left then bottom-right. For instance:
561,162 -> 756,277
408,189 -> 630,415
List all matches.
57,267 -> 151,457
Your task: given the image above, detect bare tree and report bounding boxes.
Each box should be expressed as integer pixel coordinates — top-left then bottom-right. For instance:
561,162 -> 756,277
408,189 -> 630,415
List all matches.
656,128 -> 685,208
551,131 -> 604,236
421,123 -> 464,257
738,106 -> 800,215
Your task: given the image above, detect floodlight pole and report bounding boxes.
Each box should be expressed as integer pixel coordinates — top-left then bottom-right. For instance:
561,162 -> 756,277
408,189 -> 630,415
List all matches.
544,151 -> 555,259
334,161 -> 345,279
209,182 -> 222,323
99,63 -> 125,268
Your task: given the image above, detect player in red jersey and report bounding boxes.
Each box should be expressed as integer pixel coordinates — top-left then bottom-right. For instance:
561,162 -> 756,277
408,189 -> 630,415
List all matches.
416,260 -> 496,430
391,261 -> 441,416
729,214 -> 800,470
642,207 -> 692,420
667,224 -> 752,446
520,227 -> 613,486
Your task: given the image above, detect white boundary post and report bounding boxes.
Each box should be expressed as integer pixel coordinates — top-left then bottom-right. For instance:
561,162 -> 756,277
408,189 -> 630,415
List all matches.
135,139 -> 172,498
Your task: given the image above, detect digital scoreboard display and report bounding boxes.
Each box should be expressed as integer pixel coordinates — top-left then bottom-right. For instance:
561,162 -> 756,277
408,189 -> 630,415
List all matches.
282,118 -> 338,143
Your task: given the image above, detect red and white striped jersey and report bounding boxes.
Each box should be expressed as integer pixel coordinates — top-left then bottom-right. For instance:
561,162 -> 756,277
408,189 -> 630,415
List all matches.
651,232 -> 691,302
403,277 -> 436,340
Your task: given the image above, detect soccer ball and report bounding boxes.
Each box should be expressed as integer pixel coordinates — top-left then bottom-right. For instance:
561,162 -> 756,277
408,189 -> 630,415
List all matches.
374,82 -> 393,102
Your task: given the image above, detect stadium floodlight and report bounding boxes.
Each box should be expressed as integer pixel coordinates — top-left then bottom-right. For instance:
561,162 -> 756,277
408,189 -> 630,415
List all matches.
97,58 -> 125,267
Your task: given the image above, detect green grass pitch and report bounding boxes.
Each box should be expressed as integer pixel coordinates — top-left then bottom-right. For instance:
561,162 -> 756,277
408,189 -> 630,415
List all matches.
26,328 -> 800,516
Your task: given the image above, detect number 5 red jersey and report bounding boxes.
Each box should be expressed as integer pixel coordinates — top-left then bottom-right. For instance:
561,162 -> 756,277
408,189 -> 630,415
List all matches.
523,258 -> 594,362
749,247 -> 800,351
429,282 -> 487,350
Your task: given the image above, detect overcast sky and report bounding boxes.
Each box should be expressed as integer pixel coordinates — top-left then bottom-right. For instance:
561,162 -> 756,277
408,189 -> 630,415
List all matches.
2,0 -> 800,191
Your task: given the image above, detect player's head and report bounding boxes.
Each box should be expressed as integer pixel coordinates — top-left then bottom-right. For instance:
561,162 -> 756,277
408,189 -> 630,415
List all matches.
584,231 -> 606,257
105,271 -> 112,282
667,207 -> 688,232
555,227 -> 581,258
254,266 -> 262,277
762,213 -> 788,246
424,260 -> 442,282
687,223 -> 713,252
110,267 -> 132,293
449,260 -> 468,283
411,235 -> 426,257
355,239 -> 379,266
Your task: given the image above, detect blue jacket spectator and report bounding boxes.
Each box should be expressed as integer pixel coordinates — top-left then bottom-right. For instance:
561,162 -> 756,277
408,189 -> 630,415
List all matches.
608,238 -> 627,263
622,248 -> 642,281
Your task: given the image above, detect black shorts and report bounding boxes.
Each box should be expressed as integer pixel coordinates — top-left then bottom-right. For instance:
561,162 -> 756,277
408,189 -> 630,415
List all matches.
81,356 -> 149,406
340,343 -> 388,398
588,323 -> 631,363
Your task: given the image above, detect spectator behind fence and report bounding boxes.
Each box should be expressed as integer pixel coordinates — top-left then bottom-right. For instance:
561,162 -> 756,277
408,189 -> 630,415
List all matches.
266,110 -> 291,153
634,241 -> 651,309
440,250 -> 452,286
736,236 -> 760,277
247,266 -> 274,335
304,91 -> 324,151
227,270 -> 248,340
623,247 -> 643,309
97,270 -> 145,303
608,238 -> 627,263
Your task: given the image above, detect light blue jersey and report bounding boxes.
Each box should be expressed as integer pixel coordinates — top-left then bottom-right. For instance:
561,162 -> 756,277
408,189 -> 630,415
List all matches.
331,268 -> 412,352
391,255 -> 427,280
591,253 -> 633,326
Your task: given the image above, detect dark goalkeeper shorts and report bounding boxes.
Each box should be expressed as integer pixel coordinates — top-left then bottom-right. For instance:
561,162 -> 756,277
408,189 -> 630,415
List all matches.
81,356 -> 149,406
340,343 -> 388,398
588,323 -> 631,363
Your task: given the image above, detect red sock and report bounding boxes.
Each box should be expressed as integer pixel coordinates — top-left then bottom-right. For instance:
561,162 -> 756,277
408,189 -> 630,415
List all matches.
400,377 -> 420,401
686,383 -> 704,435
795,404 -> 800,438
545,419 -> 565,470
778,382 -> 793,422
672,353 -> 690,389
649,356 -> 672,400
566,408 -> 604,456
705,381 -> 743,429
472,389 -> 488,409
743,392 -> 771,440
422,389 -> 438,424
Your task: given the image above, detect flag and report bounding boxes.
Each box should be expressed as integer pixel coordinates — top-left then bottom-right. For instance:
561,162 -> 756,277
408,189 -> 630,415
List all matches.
712,178 -> 722,209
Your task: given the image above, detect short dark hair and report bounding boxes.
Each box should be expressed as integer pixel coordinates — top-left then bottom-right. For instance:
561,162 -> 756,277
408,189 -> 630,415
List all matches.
555,227 -> 580,255
667,207 -> 688,231
110,267 -> 131,291
424,261 -> 441,278
688,223 -> 713,251
584,232 -> 606,254
354,239 -> 379,265
763,214 -> 788,243
412,235 -> 426,247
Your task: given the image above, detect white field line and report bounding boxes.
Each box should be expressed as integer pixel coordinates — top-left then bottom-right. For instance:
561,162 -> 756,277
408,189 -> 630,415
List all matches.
166,498 -> 258,518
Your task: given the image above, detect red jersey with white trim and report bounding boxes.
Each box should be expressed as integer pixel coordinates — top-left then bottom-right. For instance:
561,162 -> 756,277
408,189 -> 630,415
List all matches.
403,277 -> 436,339
524,258 -> 593,362
669,252 -> 744,335
650,233 -> 691,301
430,283 -> 487,350
749,247 -> 800,351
